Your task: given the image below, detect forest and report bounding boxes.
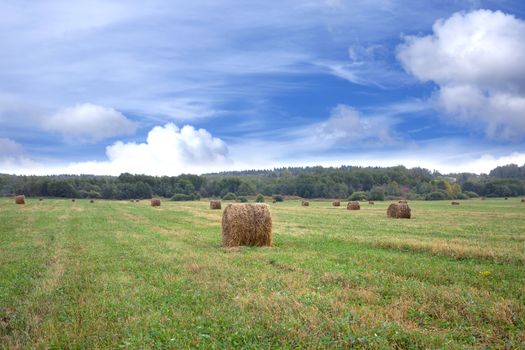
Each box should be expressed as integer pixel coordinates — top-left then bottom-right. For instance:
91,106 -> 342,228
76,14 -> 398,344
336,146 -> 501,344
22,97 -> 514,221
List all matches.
1,164 -> 524,201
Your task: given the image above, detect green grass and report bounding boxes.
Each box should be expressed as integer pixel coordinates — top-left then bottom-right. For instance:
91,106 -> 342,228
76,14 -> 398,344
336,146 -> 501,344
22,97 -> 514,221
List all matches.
1,198 -> 524,349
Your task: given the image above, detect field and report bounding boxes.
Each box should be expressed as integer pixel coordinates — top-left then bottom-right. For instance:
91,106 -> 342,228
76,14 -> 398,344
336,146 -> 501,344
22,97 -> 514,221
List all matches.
1,198 -> 524,349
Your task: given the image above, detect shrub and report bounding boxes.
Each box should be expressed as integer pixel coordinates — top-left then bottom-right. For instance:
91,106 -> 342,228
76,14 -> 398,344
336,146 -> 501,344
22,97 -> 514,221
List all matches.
349,191 -> 367,201
237,196 -> 248,203
367,187 -> 385,201
170,193 -> 200,201
272,195 -> 284,202
464,191 -> 479,198
222,192 -> 237,200
455,193 -> 469,200
425,191 -> 448,200
255,193 -> 265,202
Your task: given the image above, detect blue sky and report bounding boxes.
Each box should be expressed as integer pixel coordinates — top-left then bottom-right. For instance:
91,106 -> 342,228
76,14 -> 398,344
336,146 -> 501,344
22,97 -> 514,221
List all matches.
1,0 -> 525,175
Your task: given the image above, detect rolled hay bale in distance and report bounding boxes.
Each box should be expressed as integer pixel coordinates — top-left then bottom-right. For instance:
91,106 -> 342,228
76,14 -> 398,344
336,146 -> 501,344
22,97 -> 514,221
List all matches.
387,203 -> 411,219
151,198 -> 161,207
481,197 -> 486,200
505,197 -> 508,200
135,199 -> 140,203
221,203 -> 272,247
210,200 -> 221,210
90,199 -> 94,203
451,201 -> 460,205
72,199 -> 75,202
39,198 -> 43,201
15,195 -> 25,205
347,201 -> 360,210
301,200 -> 309,207
522,199 -> 525,203
369,201 -> 375,205
332,201 -> 341,207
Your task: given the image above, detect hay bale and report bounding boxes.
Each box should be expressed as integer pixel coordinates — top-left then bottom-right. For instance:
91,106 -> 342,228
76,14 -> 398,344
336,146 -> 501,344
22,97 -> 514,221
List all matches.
39,198 -> 43,201
151,198 -> 161,207
90,199 -> 94,203
398,200 -> 408,204
72,199 -> 75,202
332,201 -> 340,207
521,199 -> 525,203
272,200 -> 276,203
15,195 -> 25,204
301,200 -> 309,207
210,200 -> 221,209
369,201 -> 374,205
505,197 -> 508,200
135,199 -> 140,202
481,197 -> 486,200
451,201 -> 460,205
221,204 -> 272,247
347,201 -> 360,210
387,203 -> 411,219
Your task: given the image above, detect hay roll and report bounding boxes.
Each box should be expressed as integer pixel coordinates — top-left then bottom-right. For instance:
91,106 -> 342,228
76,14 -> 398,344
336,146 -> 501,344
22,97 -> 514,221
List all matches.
387,203 -> 411,219
210,200 -> 221,209
15,195 -> 25,205
332,201 -> 340,207
90,199 -> 94,203
151,198 -> 161,207
221,204 -> 272,247
521,199 -> 525,203
301,200 -> 309,207
72,199 -> 75,202
369,201 -> 374,205
347,201 -> 360,210
451,201 -> 460,205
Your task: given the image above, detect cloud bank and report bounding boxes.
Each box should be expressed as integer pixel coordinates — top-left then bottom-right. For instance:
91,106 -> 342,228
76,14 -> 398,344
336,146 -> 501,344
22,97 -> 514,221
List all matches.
397,9 -> 525,139
44,103 -> 137,142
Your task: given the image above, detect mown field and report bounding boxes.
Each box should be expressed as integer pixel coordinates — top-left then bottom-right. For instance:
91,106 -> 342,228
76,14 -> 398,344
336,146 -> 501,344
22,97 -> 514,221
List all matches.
1,197 -> 524,349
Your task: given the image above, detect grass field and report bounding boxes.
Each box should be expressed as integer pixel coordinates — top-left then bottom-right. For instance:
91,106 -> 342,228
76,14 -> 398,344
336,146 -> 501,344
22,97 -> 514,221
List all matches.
1,198 -> 524,349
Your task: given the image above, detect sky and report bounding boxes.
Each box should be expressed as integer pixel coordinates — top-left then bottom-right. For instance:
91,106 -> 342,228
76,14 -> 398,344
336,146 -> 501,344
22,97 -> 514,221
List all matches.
1,0 -> 525,176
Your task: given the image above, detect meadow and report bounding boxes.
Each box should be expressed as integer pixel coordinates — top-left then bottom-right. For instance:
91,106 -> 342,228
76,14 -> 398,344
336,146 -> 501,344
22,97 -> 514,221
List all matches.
0,197 -> 524,349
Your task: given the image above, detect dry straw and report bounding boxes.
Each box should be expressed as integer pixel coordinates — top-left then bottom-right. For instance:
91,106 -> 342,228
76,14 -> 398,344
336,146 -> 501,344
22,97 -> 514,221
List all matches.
521,199 -> 525,203
221,203 -> 272,247
72,199 -> 75,202
332,201 -> 340,207
347,201 -> 360,210
369,201 -> 375,205
15,195 -> 25,205
398,200 -> 408,204
90,199 -> 94,203
387,203 -> 411,219
151,198 -> 161,207
451,201 -> 460,205
210,200 -> 222,209
301,200 -> 309,206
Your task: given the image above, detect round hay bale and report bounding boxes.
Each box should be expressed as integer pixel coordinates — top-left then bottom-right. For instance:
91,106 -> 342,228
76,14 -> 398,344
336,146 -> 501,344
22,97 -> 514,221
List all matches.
481,197 -> 486,200
505,197 -> 508,200
135,199 -> 140,202
387,203 -> 411,219
451,201 -> 460,205
15,195 -> 25,205
221,203 -> 272,247
39,198 -> 43,201
210,200 -> 222,209
347,201 -> 360,210
301,200 -> 309,207
90,199 -> 94,203
151,198 -> 161,207
521,199 -> 525,203
272,200 -> 276,203
332,201 -> 341,207
369,201 -> 374,205
72,199 -> 75,202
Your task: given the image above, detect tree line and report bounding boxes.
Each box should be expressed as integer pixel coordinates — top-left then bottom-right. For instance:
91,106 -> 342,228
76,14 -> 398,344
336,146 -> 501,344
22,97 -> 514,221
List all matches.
1,164 -> 524,201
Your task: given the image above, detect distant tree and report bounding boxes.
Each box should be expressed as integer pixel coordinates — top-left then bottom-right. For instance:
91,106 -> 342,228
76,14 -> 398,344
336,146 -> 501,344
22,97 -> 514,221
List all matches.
255,193 -> 265,202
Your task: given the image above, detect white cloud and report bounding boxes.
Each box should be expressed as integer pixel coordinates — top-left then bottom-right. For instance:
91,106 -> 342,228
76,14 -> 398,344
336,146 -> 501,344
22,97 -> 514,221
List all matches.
397,9 -> 525,139
0,138 -> 24,160
314,104 -> 397,145
44,103 -> 137,142
59,123 -> 230,175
